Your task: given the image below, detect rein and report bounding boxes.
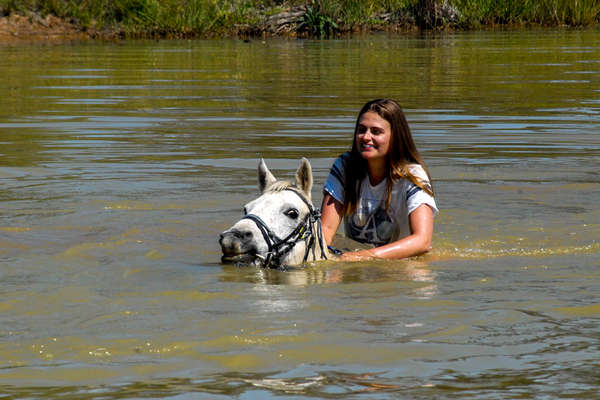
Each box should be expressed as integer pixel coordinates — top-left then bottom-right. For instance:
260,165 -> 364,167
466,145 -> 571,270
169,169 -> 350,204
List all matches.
241,188 -> 328,269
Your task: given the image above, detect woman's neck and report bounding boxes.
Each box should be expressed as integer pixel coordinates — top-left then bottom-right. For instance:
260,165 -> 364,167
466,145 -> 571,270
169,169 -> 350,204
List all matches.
367,159 -> 386,186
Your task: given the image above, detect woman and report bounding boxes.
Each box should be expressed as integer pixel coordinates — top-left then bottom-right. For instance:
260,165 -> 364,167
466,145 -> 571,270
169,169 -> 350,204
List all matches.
321,99 -> 438,261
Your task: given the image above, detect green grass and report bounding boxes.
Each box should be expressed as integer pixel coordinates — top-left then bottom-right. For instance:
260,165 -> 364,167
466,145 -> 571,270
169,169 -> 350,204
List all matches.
1,0 -> 599,37
454,0 -> 600,27
0,0 -> 269,36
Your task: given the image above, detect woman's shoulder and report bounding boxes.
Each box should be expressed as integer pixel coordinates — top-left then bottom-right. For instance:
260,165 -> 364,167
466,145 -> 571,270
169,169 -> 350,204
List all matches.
325,152 -> 352,191
338,151 -> 352,163
330,152 -> 352,170
406,163 -> 430,181
390,163 -> 432,192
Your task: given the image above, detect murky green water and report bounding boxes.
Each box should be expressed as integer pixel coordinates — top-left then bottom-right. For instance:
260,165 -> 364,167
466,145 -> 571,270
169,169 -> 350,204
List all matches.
1,29 -> 599,399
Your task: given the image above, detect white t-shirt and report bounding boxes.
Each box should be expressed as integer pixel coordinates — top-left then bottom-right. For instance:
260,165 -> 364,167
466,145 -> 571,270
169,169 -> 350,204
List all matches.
323,153 -> 438,246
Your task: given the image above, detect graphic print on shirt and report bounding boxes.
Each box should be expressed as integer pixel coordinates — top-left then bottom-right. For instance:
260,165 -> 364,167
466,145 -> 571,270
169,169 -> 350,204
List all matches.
346,205 -> 395,246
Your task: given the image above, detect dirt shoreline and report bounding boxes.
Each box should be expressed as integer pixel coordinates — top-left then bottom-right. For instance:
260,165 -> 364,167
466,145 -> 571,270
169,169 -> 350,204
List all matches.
0,14 -> 99,44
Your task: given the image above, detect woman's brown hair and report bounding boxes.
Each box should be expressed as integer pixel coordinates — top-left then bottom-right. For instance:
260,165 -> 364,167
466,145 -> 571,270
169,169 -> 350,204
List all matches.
344,99 -> 434,215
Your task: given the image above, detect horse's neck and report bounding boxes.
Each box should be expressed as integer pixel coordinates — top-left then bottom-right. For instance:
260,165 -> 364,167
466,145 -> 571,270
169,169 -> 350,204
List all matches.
304,218 -> 330,263
282,218 -> 330,266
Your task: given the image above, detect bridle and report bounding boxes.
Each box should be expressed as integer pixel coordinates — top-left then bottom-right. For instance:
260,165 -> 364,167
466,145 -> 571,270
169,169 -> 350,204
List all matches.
241,188 -> 328,269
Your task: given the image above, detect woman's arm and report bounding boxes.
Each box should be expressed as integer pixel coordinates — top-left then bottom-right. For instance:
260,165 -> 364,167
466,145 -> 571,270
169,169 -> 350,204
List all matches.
341,203 -> 434,261
320,193 -> 344,246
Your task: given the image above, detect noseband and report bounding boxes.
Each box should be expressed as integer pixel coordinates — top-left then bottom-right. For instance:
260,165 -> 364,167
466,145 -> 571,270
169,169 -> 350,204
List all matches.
241,188 -> 328,268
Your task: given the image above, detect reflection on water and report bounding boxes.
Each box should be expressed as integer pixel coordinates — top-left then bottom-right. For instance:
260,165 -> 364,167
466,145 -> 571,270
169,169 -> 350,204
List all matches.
1,29 -> 599,398
220,259 -> 437,292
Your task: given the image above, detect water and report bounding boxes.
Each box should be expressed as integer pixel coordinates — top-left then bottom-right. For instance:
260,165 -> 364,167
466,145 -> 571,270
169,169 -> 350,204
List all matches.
1,29 -> 599,398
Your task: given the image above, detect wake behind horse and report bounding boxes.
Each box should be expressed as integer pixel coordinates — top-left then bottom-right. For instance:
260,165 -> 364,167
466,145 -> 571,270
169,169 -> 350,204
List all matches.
219,158 -> 330,268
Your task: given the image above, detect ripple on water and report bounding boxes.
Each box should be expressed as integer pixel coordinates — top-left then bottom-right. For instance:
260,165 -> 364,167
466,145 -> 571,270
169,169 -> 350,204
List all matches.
1,31 -> 600,399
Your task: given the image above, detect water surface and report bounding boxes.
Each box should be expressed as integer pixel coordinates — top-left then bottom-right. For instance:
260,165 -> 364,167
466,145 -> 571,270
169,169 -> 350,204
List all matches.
1,29 -> 599,398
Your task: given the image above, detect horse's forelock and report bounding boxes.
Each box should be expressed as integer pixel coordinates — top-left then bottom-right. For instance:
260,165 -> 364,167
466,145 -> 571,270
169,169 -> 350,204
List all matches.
267,180 -> 292,192
264,181 -> 313,207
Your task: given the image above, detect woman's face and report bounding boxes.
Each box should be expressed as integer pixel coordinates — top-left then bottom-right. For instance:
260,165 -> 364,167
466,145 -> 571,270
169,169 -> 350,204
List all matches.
355,111 -> 392,162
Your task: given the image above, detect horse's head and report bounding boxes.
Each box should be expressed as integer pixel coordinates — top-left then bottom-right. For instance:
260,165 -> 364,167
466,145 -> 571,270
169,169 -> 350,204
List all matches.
219,158 -> 328,268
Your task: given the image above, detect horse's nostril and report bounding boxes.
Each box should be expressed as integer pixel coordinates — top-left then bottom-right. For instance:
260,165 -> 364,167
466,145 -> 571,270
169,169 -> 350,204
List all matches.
220,229 -> 251,241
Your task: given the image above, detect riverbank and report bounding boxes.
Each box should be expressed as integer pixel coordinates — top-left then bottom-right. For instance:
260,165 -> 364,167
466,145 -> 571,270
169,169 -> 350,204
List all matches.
0,3 -> 438,43
1,0 -> 599,43
0,13 -> 93,43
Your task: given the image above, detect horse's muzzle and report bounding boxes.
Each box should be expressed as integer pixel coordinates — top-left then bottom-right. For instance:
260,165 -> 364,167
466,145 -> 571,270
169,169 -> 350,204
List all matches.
219,229 -> 256,264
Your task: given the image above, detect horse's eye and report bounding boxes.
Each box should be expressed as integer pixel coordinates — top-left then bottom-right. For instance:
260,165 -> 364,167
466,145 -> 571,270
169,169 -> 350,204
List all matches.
243,207 -> 248,215
285,208 -> 299,219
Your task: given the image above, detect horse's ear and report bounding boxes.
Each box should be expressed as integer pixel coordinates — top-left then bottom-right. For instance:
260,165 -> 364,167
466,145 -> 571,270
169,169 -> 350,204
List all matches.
258,158 -> 277,193
295,157 -> 313,200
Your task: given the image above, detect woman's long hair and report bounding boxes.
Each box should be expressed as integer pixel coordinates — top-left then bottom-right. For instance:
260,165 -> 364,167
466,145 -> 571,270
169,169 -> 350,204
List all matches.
344,98 -> 434,215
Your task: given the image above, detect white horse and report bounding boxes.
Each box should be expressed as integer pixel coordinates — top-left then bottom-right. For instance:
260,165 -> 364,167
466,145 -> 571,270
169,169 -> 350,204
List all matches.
219,158 -> 331,268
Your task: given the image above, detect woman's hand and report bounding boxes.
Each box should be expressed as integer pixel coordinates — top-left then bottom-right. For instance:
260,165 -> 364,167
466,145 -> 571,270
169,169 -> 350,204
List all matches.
340,249 -> 376,262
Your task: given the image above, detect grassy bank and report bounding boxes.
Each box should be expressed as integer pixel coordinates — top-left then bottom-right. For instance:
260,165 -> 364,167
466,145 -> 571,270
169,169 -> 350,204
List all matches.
454,0 -> 600,27
1,0 -> 599,38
